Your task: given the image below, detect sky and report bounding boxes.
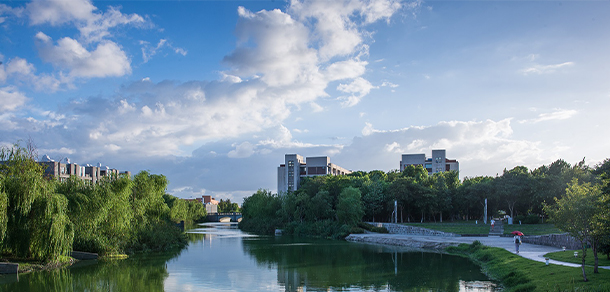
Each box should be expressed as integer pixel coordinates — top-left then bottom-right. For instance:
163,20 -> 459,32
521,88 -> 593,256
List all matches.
1,0 -> 609,204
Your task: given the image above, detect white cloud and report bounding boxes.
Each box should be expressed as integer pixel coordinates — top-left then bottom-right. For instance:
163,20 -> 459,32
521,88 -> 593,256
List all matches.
381,81 -> 398,88
337,77 -> 376,107
5,57 -> 34,75
141,39 -> 187,63
27,0 -> 96,26
27,0 -> 146,43
0,86 -> 27,112
520,61 -> 574,75
2,57 -> 65,92
342,118 -> 550,176
519,109 -> 578,124
36,33 -> 131,78
228,141 -> 256,158
224,6 -> 320,88
174,47 -> 188,56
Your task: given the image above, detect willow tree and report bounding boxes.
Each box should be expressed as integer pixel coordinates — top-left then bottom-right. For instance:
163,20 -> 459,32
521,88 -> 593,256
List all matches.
0,144 -> 73,260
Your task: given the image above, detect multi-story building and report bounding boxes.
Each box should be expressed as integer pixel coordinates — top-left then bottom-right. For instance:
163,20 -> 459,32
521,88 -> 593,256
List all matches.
277,154 -> 351,194
400,149 -> 459,175
39,155 -> 130,183
202,195 -> 219,213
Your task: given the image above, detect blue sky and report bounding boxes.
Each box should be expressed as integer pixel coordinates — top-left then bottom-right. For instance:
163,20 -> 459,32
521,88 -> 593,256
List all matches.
1,0 -> 609,203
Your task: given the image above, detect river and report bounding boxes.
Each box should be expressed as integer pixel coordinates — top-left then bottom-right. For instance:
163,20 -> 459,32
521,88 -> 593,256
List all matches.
0,223 -> 498,291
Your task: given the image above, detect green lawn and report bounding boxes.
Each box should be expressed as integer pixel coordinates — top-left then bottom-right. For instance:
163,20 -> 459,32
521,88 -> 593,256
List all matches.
402,221 -> 490,235
401,221 -> 563,236
503,223 -> 562,236
448,242 -> 610,292
545,248 -> 610,267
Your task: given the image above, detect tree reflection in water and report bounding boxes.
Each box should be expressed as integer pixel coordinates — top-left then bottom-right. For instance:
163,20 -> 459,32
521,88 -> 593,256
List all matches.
242,236 -> 497,292
1,247 -> 186,292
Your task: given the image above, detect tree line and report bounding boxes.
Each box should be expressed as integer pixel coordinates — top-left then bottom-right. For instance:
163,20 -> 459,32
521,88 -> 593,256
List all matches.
239,158 -> 610,243
0,144 -> 206,262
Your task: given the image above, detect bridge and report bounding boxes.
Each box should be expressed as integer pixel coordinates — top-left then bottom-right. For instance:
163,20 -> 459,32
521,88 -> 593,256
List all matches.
206,212 -> 242,222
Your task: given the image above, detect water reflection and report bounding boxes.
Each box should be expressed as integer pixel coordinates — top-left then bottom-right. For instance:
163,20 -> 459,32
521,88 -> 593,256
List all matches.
242,236 -> 497,292
0,223 -> 497,292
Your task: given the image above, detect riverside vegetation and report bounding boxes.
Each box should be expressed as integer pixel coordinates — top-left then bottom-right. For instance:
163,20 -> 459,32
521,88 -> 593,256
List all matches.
239,158 -> 610,290
0,144 -> 206,267
448,241 -> 610,292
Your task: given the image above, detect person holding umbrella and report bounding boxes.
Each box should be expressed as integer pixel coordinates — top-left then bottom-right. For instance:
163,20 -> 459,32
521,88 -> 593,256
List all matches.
512,231 -> 523,253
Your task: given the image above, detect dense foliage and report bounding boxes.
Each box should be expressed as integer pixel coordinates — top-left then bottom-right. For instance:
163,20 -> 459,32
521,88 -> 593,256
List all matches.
0,144 -> 206,261
218,199 -> 240,213
240,158 -> 610,243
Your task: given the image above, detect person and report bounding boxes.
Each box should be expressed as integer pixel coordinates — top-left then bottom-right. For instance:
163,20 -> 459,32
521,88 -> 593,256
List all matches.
514,235 -> 522,253
491,219 -> 495,230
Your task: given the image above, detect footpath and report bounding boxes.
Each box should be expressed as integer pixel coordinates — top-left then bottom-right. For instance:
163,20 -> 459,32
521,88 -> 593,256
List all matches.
346,222 -> 610,270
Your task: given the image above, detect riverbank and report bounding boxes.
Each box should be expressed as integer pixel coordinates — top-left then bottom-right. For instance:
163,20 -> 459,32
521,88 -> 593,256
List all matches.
346,233 -> 610,291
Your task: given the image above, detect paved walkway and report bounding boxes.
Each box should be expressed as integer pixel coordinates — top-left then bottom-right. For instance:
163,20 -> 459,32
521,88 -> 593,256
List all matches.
348,233 -> 610,270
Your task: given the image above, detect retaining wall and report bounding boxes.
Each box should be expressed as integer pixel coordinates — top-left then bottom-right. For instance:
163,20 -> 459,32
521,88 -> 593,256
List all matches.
346,234 -> 456,250
522,233 -> 581,250
367,222 -> 458,237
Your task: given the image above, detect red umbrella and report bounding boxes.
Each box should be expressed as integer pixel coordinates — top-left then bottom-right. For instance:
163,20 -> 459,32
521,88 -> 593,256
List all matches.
511,231 -> 524,236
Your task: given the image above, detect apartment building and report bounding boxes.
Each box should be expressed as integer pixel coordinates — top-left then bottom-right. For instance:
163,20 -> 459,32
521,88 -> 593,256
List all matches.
39,155 -> 130,184
400,149 -> 459,175
277,154 -> 351,194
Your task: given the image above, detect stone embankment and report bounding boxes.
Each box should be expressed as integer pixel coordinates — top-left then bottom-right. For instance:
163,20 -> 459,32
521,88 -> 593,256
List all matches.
346,223 -> 460,250
521,233 -> 580,250
368,222 -> 458,237
345,234 -> 458,250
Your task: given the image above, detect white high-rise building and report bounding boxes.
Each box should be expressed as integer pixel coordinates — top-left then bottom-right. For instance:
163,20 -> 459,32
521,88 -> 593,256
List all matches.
277,154 -> 351,194
400,149 -> 459,175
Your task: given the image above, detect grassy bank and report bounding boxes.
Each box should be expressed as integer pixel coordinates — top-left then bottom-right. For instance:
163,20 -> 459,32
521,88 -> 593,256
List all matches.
401,222 -> 562,236
545,248 -> 610,267
447,241 -> 610,292
503,224 -> 562,236
1,255 -> 74,273
402,221 -> 490,234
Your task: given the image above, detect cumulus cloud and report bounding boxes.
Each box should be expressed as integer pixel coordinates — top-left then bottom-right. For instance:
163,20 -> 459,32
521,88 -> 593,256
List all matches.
289,0 -> 402,60
0,0 -> 416,201
27,0 -> 146,43
2,57 -> 66,91
337,77 -> 376,107
36,32 -> 131,78
337,118 -> 551,177
0,86 -> 27,112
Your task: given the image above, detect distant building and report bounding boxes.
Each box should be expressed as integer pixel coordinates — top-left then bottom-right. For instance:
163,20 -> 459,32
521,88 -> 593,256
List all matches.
202,195 -> 219,213
38,155 -> 130,183
400,149 -> 459,175
277,154 -> 351,194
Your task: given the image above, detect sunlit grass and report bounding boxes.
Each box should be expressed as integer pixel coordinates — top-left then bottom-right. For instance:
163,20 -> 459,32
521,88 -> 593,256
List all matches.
448,242 -> 610,292
545,248 -> 610,267
401,221 -> 490,235
503,224 -> 562,236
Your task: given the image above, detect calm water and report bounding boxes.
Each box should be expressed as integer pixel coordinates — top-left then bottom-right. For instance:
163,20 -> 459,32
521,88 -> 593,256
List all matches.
0,223 -> 498,292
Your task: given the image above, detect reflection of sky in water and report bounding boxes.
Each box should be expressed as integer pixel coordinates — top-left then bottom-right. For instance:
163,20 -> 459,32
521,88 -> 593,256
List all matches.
163,224 -> 497,292
165,224 -> 280,291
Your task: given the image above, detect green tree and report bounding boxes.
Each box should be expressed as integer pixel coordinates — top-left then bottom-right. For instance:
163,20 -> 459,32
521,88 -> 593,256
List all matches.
218,199 -> 239,213
545,179 -> 601,281
131,172 -> 170,228
361,180 -> 388,222
239,189 -> 282,234
0,144 -> 74,260
496,166 -> 534,219
336,187 -> 363,226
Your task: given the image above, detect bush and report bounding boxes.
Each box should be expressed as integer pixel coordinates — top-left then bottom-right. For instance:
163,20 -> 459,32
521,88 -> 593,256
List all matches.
357,222 -> 389,233
514,214 -> 540,224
